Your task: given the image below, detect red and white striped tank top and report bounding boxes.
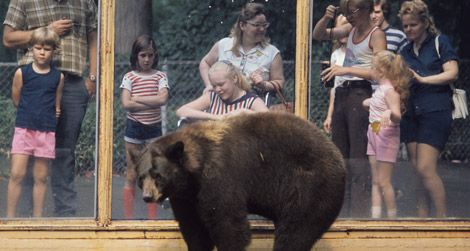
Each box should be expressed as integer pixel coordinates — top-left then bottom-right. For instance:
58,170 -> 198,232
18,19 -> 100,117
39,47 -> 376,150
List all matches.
209,91 -> 257,115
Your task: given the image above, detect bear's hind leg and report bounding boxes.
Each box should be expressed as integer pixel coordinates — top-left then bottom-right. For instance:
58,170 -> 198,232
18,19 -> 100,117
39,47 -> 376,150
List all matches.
200,204 -> 251,251
273,220 -> 324,251
207,215 -> 251,251
170,197 -> 214,251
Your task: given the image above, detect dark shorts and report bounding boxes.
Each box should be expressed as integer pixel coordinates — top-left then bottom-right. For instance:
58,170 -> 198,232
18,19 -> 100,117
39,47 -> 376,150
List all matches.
124,118 -> 162,144
400,109 -> 452,151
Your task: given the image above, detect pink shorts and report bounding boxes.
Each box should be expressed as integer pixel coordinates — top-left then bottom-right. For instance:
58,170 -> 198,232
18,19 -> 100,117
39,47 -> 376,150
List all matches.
367,124 -> 400,163
11,127 -> 56,159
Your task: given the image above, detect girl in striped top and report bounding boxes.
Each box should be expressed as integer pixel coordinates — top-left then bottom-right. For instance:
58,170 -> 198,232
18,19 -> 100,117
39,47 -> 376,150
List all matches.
177,61 -> 268,121
120,35 -> 169,220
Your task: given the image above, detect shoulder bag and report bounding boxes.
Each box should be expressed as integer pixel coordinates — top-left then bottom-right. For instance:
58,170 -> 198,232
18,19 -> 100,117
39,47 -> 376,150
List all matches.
435,35 -> 468,119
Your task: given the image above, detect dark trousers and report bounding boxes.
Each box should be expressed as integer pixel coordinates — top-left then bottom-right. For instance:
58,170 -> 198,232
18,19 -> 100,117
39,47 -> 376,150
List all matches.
332,84 -> 372,218
51,74 -> 90,217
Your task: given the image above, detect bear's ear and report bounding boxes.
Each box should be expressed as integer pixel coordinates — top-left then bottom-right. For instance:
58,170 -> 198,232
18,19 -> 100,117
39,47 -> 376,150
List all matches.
165,141 -> 185,164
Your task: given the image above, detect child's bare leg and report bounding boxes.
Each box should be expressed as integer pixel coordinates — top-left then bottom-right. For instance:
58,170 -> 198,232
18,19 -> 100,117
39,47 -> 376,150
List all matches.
377,160 -> 396,218
32,157 -> 49,217
7,154 -> 30,217
123,142 -> 142,219
369,156 -> 381,218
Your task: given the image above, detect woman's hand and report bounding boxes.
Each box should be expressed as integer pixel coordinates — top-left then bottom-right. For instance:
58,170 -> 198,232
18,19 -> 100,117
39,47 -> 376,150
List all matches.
410,69 -> 425,83
250,69 -> 266,88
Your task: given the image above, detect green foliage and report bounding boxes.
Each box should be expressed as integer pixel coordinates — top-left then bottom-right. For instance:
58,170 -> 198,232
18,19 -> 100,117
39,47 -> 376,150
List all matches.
152,0 -> 296,61
0,96 -> 15,177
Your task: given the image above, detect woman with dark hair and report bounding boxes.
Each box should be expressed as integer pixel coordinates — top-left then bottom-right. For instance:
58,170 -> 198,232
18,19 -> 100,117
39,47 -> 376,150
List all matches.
399,0 -> 459,218
199,2 -> 285,95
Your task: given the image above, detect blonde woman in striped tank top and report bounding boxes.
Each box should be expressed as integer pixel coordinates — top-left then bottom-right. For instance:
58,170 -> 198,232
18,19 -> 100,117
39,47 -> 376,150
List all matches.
177,61 -> 268,121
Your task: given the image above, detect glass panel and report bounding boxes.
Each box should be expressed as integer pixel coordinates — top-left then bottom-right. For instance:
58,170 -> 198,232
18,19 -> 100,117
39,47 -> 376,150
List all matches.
0,0 -> 98,218
310,0 -> 469,219
112,0 -> 296,220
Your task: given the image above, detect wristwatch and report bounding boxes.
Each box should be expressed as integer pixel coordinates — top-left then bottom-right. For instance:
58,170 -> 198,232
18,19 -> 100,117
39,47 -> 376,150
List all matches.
88,74 -> 96,82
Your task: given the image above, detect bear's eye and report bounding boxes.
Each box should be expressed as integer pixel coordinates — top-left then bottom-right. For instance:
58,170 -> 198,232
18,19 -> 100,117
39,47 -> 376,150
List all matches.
137,176 -> 144,189
154,173 -> 163,182
149,169 -> 162,181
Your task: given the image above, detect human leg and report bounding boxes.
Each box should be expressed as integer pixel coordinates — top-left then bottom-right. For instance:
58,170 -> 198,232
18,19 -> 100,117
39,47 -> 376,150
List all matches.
369,155 -> 382,218
416,143 -> 446,218
7,154 -> 30,217
346,87 -> 371,218
32,158 -> 50,217
331,88 -> 351,216
407,142 -> 429,217
123,142 -> 142,219
51,75 -> 89,217
376,160 -> 396,218
331,88 -> 350,157
147,202 -> 157,219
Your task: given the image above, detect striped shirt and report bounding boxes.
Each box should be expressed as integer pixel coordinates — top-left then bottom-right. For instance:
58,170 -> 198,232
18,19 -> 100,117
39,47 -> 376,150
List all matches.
384,26 -> 407,54
209,92 -> 257,115
3,0 -> 98,76
120,71 -> 170,125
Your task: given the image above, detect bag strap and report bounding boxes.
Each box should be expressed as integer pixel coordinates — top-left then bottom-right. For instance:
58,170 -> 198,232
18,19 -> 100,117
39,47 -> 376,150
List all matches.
270,81 -> 289,110
434,35 -> 456,90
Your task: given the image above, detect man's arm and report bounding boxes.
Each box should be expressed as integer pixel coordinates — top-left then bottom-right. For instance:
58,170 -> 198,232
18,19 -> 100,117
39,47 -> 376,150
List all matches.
3,25 -> 32,49
3,20 -> 73,49
85,30 -> 98,96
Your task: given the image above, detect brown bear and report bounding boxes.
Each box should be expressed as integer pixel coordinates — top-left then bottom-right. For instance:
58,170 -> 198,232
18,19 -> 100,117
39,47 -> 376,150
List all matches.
133,112 -> 346,251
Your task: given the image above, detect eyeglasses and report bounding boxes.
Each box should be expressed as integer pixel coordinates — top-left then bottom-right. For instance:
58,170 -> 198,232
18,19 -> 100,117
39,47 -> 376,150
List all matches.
346,8 -> 361,18
246,21 -> 270,29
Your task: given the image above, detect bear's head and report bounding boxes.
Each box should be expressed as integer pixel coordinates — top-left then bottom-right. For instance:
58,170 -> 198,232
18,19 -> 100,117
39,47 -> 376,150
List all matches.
130,140 -> 189,203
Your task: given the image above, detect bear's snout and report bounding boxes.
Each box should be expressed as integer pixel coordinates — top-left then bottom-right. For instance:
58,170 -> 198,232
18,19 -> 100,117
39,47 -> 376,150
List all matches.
142,194 -> 155,203
141,176 -> 161,202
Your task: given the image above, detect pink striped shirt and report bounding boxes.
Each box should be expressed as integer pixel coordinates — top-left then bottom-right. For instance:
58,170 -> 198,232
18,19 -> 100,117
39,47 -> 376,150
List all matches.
120,71 -> 169,124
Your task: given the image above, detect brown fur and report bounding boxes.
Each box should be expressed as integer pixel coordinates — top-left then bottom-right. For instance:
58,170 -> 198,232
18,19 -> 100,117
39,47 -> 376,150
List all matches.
132,112 -> 346,251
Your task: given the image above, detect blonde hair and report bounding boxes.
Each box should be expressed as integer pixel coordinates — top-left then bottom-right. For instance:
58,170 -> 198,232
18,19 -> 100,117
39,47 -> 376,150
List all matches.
208,61 -> 251,91
398,0 -> 439,36
373,50 -> 413,112
229,2 -> 269,57
29,27 -> 60,50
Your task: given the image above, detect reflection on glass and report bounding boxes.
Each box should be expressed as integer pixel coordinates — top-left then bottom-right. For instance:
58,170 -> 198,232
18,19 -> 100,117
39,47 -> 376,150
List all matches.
112,0 -> 296,220
0,0 -> 97,218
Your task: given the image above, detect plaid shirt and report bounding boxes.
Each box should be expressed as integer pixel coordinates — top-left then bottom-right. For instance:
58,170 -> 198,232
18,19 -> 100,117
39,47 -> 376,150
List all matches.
3,0 -> 98,76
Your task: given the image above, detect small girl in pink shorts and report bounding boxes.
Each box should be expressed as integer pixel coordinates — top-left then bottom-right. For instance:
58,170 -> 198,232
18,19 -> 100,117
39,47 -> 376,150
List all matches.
363,50 -> 412,218
7,27 -> 64,217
